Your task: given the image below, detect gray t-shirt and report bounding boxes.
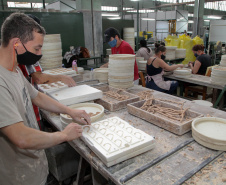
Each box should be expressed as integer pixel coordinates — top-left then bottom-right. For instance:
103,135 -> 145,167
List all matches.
0,65 -> 48,185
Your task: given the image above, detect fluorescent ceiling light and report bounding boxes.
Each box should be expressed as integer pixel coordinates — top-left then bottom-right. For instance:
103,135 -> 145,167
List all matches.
204,20 -> 210,22
127,9 -> 154,13
102,13 -> 119,17
108,17 -> 121,20
188,20 -> 194,23
188,13 -> 194,17
123,7 -> 134,10
101,6 -> 118,11
207,15 -> 221,19
142,18 -> 155,21
131,0 -> 139,1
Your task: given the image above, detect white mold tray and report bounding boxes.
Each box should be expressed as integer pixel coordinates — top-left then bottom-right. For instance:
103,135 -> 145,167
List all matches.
43,67 -> 75,75
38,81 -> 68,93
80,117 -> 155,167
48,85 -> 103,106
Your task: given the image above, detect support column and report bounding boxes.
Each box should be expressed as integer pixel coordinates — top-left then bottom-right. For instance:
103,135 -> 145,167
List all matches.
136,2 -> 139,51
76,0 -> 102,57
193,0 -> 205,37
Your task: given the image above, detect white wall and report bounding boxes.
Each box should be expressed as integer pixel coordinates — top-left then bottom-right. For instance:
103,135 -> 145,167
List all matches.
46,0 -> 76,12
209,20 -> 226,42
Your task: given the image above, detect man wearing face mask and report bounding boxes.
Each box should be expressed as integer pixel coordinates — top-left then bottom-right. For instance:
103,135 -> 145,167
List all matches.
0,13 -> 91,185
101,27 -> 139,85
189,44 -> 211,75
18,14 -> 76,130
145,43 -> 184,94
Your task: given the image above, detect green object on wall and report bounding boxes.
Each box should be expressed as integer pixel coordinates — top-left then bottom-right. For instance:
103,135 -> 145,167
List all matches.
0,11 -> 85,61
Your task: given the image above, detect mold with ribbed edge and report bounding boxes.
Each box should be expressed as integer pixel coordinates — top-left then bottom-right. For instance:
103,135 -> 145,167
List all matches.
108,54 -> 135,89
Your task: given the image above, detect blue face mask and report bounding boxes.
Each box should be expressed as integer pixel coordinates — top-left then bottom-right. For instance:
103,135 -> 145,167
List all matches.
108,39 -> 117,48
194,53 -> 199,57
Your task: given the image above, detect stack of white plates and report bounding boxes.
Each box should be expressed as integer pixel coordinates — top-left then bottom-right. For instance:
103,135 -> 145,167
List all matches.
123,28 -> 135,51
175,49 -> 186,59
211,66 -> 226,85
138,60 -> 147,71
94,68 -> 109,83
220,55 -> 226,67
108,54 -> 135,89
192,117 -> 226,151
39,34 -> 63,70
165,46 -> 177,60
106,49 -> 111,55
173,68 -> 191,78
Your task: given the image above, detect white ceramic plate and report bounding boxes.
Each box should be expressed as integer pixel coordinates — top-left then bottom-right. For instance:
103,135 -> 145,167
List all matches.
192,117 -> 226,151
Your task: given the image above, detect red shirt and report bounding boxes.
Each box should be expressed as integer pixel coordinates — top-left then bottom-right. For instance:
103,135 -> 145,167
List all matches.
19,63 -> 42,129
111,40 -> 139,80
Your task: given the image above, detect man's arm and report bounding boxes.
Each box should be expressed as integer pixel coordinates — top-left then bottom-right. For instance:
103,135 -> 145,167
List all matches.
1,121 -> 82,150
32,92 -> 91,125
31,72 -> 76,87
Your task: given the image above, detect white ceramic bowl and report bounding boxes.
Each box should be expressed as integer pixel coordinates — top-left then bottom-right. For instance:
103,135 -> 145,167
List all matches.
60,103 -> 104,127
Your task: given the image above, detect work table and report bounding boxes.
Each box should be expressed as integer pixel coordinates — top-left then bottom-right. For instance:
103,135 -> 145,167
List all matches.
41,85 -> 226,185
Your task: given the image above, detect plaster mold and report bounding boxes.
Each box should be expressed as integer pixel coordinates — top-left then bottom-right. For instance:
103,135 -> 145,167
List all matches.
81,117 -> 155,167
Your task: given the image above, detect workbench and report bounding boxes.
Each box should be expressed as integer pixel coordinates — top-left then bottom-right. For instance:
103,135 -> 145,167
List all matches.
164,73 -> 225,109
41,85 -> 226,185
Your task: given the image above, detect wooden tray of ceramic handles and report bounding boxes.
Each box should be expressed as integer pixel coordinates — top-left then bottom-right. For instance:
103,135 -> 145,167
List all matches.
192,117 -> 226,151
60,103 -> 104,128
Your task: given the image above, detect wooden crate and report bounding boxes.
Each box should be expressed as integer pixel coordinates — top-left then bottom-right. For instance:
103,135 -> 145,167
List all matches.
127,100 -> 203,135
94,86 -> 140,111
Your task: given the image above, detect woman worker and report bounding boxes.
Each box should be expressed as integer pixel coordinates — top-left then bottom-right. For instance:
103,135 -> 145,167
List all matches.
136,39 -> 153,60
146,43 -> 184,94
189,44 -> 211,75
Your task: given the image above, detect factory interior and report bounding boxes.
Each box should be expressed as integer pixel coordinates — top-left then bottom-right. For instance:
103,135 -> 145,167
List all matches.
0,0 -> 226,185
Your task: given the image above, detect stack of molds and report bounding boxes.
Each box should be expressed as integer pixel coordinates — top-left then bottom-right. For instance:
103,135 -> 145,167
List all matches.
175,49 -> 186,59
136,57 -> 145,71
192,117 -> 226,151
211,66 -> 226,85
93,68 -> 109,83
173,68 -> 192,78
220,55 -> 226,67
38,81 -> 67,93
39,34 -> 63,70
123,27 -> 135,50
81,117 -> 155,167
106,49 -> 112,55
138,60 -> 147,71
48,84 -> 103,106
165,46 -> 177,60
108,54 -> 135,89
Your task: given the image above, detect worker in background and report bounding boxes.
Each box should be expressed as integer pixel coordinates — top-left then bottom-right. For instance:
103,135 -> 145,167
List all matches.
101,27 -> 139,85
136,39 -> 153,60
146,43 -> 184,94
189,44 -> 211,75
0,13 -> 90,185
18,14 -> 76,130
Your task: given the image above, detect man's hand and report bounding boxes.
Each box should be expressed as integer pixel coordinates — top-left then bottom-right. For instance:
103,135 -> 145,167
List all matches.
62,123 -> 83,141
60,75 -> 76,87
68,109 -> 91,125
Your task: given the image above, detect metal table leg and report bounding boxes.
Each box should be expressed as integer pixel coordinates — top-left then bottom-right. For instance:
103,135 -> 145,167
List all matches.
213,85 -> 226,108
